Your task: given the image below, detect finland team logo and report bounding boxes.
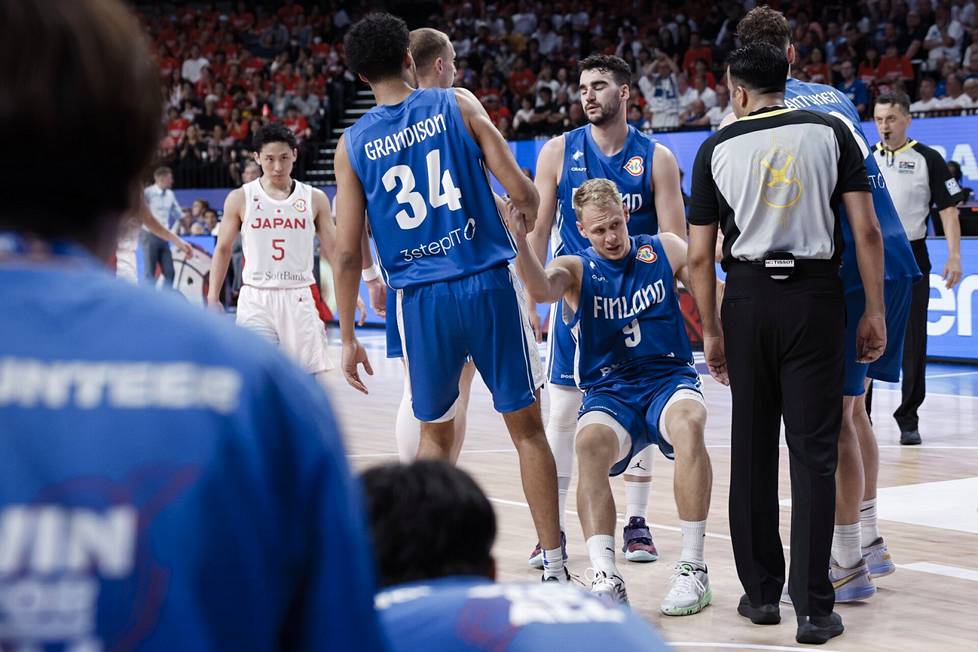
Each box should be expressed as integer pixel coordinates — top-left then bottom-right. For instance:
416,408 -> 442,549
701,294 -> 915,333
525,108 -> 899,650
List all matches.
636,244 -> 657,263
624,156 -> 644,177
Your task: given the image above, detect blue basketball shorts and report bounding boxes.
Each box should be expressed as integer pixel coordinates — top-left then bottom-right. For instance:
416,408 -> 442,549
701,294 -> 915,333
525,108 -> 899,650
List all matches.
578,359 -> 704,476
397,264 -> 544,422
843,278 -> 913,396
546,299 -> 578,386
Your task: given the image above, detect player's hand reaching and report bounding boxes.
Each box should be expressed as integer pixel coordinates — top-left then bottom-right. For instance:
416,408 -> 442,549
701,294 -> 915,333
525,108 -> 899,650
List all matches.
703,333 -> 729,385
206,296 -> 224,314
342,338 -> 373,394
943,255 -> 962,289
366,278 -> 387,317
856,313 -> 886,364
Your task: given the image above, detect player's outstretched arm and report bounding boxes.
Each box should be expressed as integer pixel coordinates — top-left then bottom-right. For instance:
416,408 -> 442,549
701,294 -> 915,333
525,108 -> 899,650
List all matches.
207,188 -> 244,309
137,200 -> 193,256
651,143 -> 687,241
503,200 -> 581,307
332,134 -> 373,393
528,135 -> 564,264
658,231 -> 690,285
454,88 -> 540,229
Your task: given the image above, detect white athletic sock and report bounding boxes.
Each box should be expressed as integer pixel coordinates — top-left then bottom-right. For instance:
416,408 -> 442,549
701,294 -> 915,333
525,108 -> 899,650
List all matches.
542,546 -> 565,579
586,534 -> 619,577
394,377 -> 420,462
832,522 -> 863,568
860,499 -> 881,547
624,480 -> 650,521
679,520 -> 706,565
557,475 -> 571,531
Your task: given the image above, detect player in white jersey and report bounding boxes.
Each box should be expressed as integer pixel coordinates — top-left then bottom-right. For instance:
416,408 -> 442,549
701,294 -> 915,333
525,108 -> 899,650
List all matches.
208,123 -> 377,381
115,200 -> 192,284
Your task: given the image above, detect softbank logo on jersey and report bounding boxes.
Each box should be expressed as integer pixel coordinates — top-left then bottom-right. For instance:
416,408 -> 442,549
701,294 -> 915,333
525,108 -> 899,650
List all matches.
400,218 -> 477,262
0,505 -> 136,645
593,279 -> 667,320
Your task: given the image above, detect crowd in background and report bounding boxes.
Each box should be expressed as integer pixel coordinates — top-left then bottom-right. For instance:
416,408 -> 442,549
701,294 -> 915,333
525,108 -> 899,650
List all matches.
141,0 -> 978,188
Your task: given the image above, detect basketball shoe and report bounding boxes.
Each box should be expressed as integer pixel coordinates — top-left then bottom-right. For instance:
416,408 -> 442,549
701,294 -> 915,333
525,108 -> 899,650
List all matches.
781,558 -> 875,604
588,569 -> 628,605
528,530 -> 567,569
862,537 -> 895,578
621,516 -> 659,562
660,561 -> 712,616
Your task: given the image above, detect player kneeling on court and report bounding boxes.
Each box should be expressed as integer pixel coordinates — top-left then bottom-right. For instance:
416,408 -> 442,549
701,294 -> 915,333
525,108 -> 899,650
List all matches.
363,461 -> 671,652
508,178 -> 714,614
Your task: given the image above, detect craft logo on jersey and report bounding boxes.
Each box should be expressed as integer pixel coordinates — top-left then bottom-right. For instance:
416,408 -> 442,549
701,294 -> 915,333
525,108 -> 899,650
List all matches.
573,149 -> 584,161
760,143 -> 803,210
624,156 -> 644,177
292,198 -> 307,212
636,243 -> 657,263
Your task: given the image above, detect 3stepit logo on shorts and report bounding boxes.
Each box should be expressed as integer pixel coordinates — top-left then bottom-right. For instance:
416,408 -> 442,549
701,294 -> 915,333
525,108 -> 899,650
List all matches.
636,244 -> 657,263
623,156 -> 644,177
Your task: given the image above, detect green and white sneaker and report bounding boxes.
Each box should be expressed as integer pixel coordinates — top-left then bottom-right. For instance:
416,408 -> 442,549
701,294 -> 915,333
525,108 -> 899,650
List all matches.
660,561 -> 712,616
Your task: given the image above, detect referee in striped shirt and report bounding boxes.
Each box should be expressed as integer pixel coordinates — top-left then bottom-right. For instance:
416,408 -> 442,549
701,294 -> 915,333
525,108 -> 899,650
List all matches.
685,43 -> 886,645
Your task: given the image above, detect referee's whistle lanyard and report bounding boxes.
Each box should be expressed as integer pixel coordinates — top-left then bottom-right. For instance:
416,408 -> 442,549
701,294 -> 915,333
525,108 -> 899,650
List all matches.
0,232 -> 100,269
881,139 -> 909,168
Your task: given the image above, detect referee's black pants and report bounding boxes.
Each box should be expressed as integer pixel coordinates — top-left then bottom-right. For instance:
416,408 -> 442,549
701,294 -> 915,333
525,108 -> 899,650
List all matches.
867,239 -> 930,431
722,264 -> 844,619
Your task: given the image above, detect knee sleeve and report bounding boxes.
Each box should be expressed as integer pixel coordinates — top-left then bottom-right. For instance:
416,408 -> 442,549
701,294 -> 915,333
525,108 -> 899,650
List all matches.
546,384 -> 583,478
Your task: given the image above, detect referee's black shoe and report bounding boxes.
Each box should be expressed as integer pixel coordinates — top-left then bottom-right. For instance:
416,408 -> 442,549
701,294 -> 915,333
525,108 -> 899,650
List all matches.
737,594 -> 780,625
796,612 -> 844,645
900,429 -> 922,445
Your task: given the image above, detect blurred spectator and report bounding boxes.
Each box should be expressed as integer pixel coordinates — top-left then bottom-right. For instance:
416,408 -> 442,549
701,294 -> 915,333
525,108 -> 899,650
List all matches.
283,105 -> 311,142
858,46 -> 881,85
904,11 -> 928,61
960,78 -> 978,106
703,84 -> 732,128
679,99 -> 707,126
508,56 -> 536,97
878,43 -> 914,85
804,47 -> 831,84
203,208 -> 220,235
513,95 -> 536,136
627,104 -> 644,128
639,53 -> 680,128
682,33 -> 713,78
910,77 -> 943,111
676,73 -> 697,112
692,74 -> 717,109
924,5 -> 964,69
196,98 -> 224,133
837,60 -> 869,117
942,74 -> 968,107
182,44 -> 209,83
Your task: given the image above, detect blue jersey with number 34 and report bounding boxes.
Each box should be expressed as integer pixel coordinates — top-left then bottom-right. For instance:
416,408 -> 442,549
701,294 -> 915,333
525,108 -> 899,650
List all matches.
345,88 -> 515,289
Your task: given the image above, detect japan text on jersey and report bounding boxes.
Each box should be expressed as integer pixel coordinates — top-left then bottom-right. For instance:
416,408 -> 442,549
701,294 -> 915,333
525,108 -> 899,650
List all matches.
554,125 -> 659,257
240,178 -> 316,288
567,234 -> 692,389
345,88 -> 515,289
783,78 -> 920,288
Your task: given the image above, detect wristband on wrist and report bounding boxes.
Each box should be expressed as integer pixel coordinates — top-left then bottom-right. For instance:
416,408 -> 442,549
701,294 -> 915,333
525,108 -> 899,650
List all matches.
361,263 -> 381,282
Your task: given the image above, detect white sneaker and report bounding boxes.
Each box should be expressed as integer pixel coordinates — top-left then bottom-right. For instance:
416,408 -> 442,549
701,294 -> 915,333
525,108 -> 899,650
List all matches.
660,561 -> 712,616
587,568 -> 628,605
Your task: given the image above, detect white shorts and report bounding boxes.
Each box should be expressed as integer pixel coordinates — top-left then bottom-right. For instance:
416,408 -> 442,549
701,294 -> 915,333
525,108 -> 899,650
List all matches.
236,285 -> 335,375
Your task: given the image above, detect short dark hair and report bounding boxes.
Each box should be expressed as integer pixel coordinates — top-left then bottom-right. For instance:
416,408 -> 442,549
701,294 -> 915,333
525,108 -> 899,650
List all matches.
252,123 -> 297,152
344,13 -> 410,83
154,166 -> 173,179
876,91 -> 911,114
726,43 -> 788,94
360,461 -> 496,588
410,27 -> 451,74
579,54 -> 632,87
0,0 -> 161,243
737,5 -> 791,50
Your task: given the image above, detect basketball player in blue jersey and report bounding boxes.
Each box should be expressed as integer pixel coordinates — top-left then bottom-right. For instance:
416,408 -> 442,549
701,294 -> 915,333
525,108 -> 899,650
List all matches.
735,5 -> 921,603
0,2 -> 388,650
509,179 -> 715,614
526,54 -> 689,569
364,460 -> 671,652
333,13 -> 566,582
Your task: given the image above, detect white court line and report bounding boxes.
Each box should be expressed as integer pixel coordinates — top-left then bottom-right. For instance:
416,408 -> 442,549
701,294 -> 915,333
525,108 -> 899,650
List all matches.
488,497 -> 735,544
671,644 -> 839,652
923,370 -> 978,380
349,448 -> 516,459
871,386 -> 978,400
896,562 -> 978,582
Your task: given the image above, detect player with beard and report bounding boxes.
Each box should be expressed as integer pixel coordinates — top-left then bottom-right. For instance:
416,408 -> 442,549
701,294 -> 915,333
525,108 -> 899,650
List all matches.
525,55 -> 688,570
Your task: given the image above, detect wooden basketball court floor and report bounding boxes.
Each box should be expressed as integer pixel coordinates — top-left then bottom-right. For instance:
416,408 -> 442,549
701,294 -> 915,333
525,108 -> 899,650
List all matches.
327,331 -> 978,651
